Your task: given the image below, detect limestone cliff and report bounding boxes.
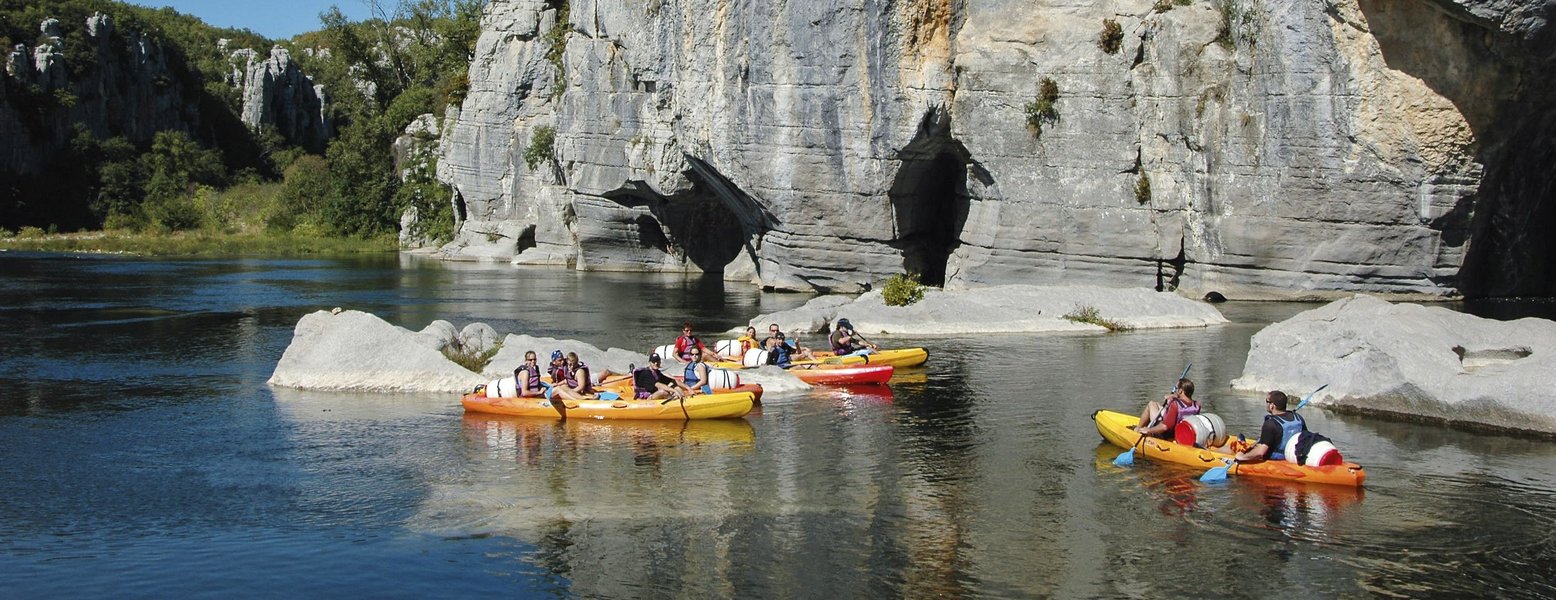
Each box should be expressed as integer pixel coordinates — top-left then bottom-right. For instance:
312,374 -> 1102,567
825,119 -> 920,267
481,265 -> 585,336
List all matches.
435,0 -> 1555,298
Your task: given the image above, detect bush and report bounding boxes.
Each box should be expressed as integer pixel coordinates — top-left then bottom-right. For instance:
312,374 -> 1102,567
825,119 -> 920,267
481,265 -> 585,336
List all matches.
1064,304 -> 1131,332
524,126 -> 556,170
882,272 -> 926,307
1024,78 -> 1060,138
1099,19 -> 1123,54
1154,0 -> 1176,12
1135,173 -> 1152,204
445,344 -> 500,373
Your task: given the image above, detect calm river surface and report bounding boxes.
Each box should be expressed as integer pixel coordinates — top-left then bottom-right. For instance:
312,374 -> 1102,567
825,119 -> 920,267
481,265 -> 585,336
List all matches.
2,252 -> 1554,598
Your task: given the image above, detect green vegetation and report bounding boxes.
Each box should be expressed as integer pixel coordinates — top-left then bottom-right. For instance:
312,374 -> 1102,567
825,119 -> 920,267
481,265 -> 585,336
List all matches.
444,343 -> 501,373
1098,19 -> 1123,55
524,126 -> 557,170
1213,0 -> 1256,49
1024,77 -> 1061,138
544,0 -> 572,98
1135,173 -> 1152,204
882,272 -> 926,307
1064,304 -> 1131,332
0,0 -> 484,252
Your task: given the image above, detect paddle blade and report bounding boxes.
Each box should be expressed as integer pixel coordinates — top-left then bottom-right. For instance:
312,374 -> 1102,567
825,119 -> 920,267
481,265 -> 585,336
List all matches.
597,391 -> 619,400
1200,463 -> 1231,483
1113,448 -> 1136,466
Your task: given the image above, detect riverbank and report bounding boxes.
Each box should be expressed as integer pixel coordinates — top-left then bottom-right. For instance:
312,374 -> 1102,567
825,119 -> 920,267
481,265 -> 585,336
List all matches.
0,229 -> 397,256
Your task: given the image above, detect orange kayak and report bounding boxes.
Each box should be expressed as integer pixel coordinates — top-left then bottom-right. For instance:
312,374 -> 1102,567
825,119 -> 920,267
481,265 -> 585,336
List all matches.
462,390 -> 755,420
789,364 -> 893,385
1093,409 -> 1366,487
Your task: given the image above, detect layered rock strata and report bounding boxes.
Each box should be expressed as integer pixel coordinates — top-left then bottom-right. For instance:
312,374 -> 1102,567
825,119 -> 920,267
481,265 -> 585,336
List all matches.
1232,295 -> 1556,435
436,0 -> 1553,298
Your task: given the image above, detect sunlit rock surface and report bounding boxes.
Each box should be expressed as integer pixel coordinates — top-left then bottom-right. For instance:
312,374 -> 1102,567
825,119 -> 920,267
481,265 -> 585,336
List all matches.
269,310 -> 486,393
744,286 -> 1227,336
1232,295 -> 1556,435
435,0 -> 1556,297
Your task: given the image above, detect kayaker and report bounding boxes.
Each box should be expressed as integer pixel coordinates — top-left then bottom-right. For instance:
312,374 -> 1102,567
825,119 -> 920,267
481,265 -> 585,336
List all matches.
546,349 -> 569,385
551,351 -> 595,401
514,351 -> 547,398
765,323 -> 816,361
675,321 -> 727,363
634,354 -> 691,400
829,318 -> 878,355
1233,390 -> 1337,464
683,348 -> 713,395
1132,378 -> 1199,438
737,326 -> 761,355
766,332 -> 795,368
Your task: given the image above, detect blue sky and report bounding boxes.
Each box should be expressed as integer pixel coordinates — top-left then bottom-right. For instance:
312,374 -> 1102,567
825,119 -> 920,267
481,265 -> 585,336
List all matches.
125,1 -> 374,40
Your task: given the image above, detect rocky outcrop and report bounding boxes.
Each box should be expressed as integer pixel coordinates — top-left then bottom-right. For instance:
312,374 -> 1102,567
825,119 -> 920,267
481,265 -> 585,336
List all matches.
269,310 -> 488,393
1232,295 -> 1556,435
232,46 -> 332,151
740,285 -> 1227,337
436,0 -> 1554,298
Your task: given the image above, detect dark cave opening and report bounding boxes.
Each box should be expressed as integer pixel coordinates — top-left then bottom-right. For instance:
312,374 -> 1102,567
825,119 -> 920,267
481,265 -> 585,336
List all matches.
603,176 -> 746,272
891,151 -> 969,287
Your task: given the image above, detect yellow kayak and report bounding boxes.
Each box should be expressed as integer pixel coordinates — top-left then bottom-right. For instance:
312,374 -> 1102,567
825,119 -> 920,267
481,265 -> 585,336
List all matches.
1093,409 -> 1366,487
711,347 -> 929,370
462,391 -> 755,420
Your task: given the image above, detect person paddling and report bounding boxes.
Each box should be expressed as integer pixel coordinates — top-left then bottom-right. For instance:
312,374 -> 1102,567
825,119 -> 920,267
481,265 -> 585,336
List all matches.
1133,378 -> 1199,439
829,318 -> 877,355
675,321 -> 727,363
1233,390 -> 1340,465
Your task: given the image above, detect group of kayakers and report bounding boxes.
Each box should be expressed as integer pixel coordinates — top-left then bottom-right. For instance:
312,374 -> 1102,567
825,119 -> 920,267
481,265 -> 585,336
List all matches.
506,317 -> 880,402
1133,377 -> 1334,465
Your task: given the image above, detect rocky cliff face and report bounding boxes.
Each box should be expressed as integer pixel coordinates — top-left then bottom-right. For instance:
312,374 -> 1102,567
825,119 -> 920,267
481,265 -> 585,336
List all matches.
435,0 -> 1554,297
229,46 -> 332,152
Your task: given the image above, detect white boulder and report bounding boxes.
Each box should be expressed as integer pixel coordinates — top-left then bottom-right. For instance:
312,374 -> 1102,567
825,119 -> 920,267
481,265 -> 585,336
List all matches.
744,285 -> 1226,336
458,322 -> 502,354
269,310 -> 486,393
1232,295 -> 1556,435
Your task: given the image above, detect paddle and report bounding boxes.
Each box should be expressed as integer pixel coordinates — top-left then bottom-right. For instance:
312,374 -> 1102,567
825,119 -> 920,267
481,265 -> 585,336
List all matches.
1114,363 -> 1192,467
1201,383 -> 1330,483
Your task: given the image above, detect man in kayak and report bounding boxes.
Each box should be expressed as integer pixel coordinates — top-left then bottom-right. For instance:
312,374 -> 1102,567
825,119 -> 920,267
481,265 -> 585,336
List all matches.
514,351 -> 547,398
1232,390 -> 1338,464
675,321 -> 727,363
765,323 -> 817,361
634,354 -> 692,400
829,318 -> 878,355
1132,378 -> 1199,438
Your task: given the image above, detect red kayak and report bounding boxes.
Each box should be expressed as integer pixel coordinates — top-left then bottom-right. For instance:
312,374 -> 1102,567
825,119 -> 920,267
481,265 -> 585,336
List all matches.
790,364 -> 893,385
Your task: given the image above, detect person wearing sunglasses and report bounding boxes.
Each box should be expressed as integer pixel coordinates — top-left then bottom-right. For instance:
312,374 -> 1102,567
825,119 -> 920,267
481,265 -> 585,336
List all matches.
633,354 -> 691,400
682,348 -> 714,395
674,321 -> 726,363
513,350 -> 546,398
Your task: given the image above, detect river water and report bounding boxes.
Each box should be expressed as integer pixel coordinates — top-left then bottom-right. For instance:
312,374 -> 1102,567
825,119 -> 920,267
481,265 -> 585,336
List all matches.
1,252 -> 1553,598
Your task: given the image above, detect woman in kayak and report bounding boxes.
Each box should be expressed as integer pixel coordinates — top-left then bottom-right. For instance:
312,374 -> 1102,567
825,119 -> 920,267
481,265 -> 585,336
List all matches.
514,351 -> 547,398
829,318 -> 878,355
551,351 -> 595,402
684,348 -> 714,394
675,321 -> 727,363
1133,378 -> 1199,439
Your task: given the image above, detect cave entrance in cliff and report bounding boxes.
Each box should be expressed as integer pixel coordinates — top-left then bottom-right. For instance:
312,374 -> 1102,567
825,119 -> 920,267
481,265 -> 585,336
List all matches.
890,152 -> 969,287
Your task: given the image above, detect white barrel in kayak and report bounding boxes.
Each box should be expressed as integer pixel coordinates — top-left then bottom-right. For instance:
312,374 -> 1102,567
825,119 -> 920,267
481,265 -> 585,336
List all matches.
1284,434 -> 1343,466
715,339 -> 743,357
1173,413 -> 1228,448
706,368 -> 740,389
486,376 -> 519,398
742,348 -> 770,367
652,344 -> 677,363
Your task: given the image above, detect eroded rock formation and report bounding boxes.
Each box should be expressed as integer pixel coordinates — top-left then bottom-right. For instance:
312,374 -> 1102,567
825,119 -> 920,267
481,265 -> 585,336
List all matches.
435,0 -> 1554,298
230,46 -> 332,151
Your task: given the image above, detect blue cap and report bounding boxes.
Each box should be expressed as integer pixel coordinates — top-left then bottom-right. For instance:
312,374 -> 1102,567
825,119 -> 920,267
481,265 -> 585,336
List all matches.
551,350 -> 564,361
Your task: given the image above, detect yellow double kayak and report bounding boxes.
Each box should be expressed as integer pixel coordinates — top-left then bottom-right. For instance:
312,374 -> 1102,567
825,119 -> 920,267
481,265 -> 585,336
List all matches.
1093,409 -> 1366,487
462,391 -> 755,420
711,347 -> 929,370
